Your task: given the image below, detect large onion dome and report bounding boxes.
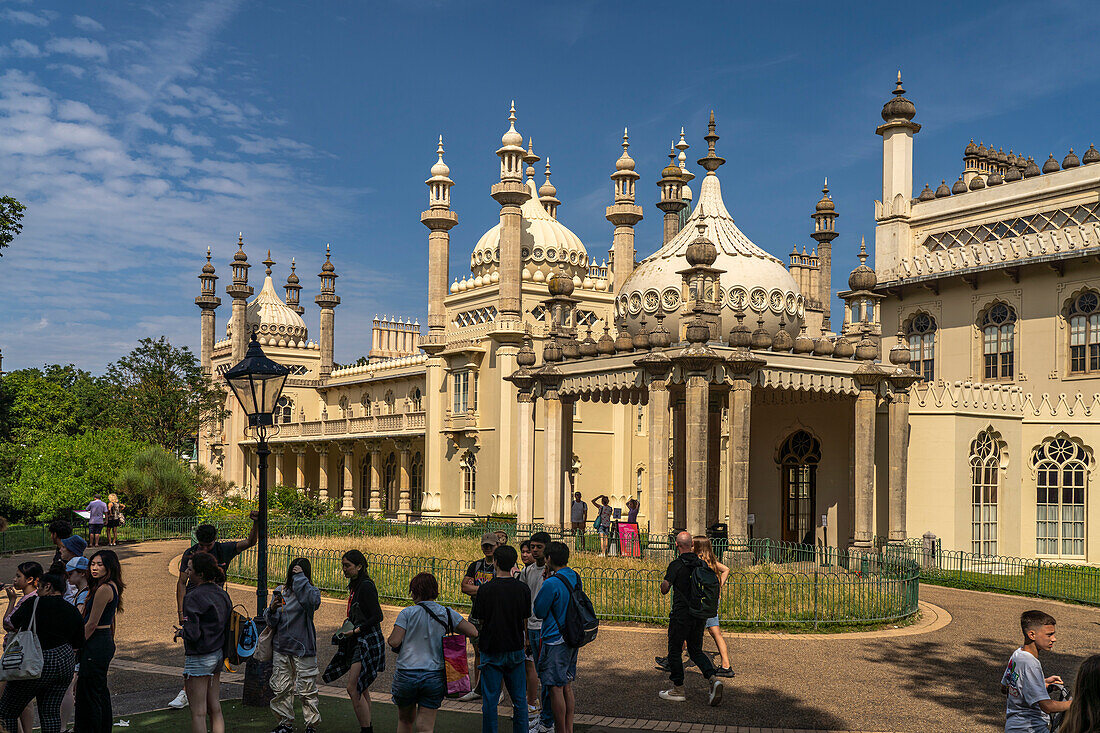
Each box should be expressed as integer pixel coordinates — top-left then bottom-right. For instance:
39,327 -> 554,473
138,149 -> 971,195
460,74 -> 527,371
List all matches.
231,272 -> 309,347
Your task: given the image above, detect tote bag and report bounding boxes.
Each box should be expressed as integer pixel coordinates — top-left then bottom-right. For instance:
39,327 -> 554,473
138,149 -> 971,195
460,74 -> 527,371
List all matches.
418,603 -> 470,696
0,597 -> 43,681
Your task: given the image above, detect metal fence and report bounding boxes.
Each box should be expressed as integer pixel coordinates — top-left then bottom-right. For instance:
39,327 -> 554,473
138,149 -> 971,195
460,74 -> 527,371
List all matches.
225,538 -> 919,627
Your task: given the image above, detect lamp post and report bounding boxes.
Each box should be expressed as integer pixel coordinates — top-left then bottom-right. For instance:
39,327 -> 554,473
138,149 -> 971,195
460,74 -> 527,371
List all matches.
223,331 -> 289,707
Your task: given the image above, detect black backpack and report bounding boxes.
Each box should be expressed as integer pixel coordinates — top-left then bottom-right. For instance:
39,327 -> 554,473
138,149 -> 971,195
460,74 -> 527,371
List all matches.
688,559 -> 721,620
552,572 -> 598,649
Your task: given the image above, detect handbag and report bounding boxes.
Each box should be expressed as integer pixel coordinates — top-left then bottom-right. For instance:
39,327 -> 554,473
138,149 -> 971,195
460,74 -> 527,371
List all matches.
253,625 -> 273,663
418,603 -> 470,696
0,597 -> 43,681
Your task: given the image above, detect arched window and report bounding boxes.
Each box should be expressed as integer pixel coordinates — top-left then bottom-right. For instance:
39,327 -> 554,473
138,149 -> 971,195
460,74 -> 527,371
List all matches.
1033,436 -> 1091,557
636,405 -> 645,435
461,452 -> 476,512
338,395 -> 349,416
905,313 -> 936,381
636,467 -> 645,504
360,454 -> 372,509
777,430 -> 821,545
384,452 -> 397,514
1067,291 -> 1100,375
384,390 -> 396,415
980,303 -> 1016,381
275,396 -> 294,425
411,388 -> 422,412
969,430 -> 1001,556
361,394 -> 372,417
411,451 -> 424,512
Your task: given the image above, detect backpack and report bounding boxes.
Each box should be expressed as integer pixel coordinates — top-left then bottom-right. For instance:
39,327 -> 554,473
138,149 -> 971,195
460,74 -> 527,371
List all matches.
1047,682 -> 1070,733
688,559 -> 720,621
552,573 -> 598,649
223,603 -> 256,667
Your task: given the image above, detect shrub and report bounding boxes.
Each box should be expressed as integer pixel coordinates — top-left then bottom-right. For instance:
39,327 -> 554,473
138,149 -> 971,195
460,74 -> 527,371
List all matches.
116,446 -> 202,517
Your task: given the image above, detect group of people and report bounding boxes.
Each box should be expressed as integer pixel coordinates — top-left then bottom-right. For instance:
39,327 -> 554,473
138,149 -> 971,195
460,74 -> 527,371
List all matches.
567,493 -> 639,556
82,495 -> 125,549
0,519 -> 123,733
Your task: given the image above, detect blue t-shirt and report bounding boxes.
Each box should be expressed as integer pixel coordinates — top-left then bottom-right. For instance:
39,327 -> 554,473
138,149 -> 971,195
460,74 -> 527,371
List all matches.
393,602 -> 463,671
533,567 -> 579,644
86,500 -> 107,524
1002,648 -> 1051,732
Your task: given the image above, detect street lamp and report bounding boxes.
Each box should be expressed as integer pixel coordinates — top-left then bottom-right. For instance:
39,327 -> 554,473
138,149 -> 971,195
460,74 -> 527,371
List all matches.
223,331 -> 289,617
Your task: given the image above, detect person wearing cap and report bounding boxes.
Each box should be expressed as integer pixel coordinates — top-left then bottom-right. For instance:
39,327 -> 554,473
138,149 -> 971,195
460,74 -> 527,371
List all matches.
65,556 -> 90,609
458,533 -> 499,702
60,535 -> 87,563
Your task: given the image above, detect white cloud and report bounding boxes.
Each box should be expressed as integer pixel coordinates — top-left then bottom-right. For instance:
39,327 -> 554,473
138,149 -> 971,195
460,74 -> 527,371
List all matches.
2,8 -> 52,27
72,15 -> 105,32
48,63 -> 86,79
7,40 -> 42,58
171,124 -> 213,147
45,37 -> 108,63
56,100 -> 108,125
127,112 -> 166,134
231,134 -> 316,157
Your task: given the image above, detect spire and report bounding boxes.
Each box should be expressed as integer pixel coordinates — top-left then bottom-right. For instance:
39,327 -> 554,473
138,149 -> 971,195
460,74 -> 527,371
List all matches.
524,137 -> 540,179
539,155 -> 560,218
696,111 -> 725,174
859,235 -> 867,265
675,127 -> 694,183
284,257 -> 302,313
263,249 -> 275,276
426,133 -> 455,212
496,101 -> 525,184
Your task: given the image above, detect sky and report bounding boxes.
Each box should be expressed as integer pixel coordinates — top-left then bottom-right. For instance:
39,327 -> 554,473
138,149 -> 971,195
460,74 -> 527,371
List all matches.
3,0 -> 1100,372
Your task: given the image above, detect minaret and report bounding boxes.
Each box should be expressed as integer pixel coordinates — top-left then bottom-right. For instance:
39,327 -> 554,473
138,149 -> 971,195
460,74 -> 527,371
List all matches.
523,138 -> 540,182
421,135 -> 457,351
606,128 -> 642,293
539,157 -> 560,219
656,143 -> 685,244
875,72 -> 920,278
225,234 -> 253,362
675,127 -> 695,229
195,247 -> 220,375
315,245 -> 340,378
810,178 -> 839,332
490,102 -> 530,323
284,258 -> 303,315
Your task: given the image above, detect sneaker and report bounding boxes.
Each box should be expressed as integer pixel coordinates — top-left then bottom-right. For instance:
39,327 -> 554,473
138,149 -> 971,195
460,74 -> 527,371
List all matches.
305,726 -> 316,733
270,725 -> 294,733
708,678 -> 724,706
658,686 -> 686,702
168,690 -> 189,709
527,703 -> 540,715
458,689 -> 482,702
713,666 -> 735,678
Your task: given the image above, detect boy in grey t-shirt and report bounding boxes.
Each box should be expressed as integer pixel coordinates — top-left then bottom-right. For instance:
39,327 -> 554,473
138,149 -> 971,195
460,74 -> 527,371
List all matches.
1000,610 -> 1070,732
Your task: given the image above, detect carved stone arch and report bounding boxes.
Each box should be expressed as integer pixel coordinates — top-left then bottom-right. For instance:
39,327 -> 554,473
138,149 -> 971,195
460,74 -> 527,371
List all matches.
1060,285 -> 1100,319
1029,430 -> 1095,474
901,309 -> 937,335
772,421 -> 824,464
971,425 -> 1009,470
975,298 -> 1018,328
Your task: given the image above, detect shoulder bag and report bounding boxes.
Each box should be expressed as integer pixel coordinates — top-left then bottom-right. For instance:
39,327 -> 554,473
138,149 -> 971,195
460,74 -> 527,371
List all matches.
0,597 -> 43,681
418,603 -> 471,696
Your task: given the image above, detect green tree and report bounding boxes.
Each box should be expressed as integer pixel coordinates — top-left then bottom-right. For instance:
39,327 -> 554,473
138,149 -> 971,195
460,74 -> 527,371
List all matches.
0,365 -> 114,445
9,428 -> 147,520
116,447 -> 201,517
105,337 -> 225,458
0,196 -> 25,256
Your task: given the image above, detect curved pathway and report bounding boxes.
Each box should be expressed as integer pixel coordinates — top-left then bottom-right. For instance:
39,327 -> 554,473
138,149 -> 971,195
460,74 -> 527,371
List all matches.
6,540 -> 1096,732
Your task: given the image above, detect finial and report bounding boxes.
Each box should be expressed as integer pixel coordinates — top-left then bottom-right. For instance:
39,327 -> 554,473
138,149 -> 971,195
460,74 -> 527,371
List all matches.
622,127 -> 629,151
206,246 -> 212,263
437,134 -> 444,155
859,236 -> 867,265
895,70 -> 903,94
545,156 -> 552,178
326,243 -> 331,260
263,249 -> 275,276
823,176 -> 829,193
697,111 -> 725,174
238,232 -> 244,247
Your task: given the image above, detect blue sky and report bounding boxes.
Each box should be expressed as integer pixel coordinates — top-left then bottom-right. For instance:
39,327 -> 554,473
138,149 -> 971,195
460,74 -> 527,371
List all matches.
2,0 -> 1098,371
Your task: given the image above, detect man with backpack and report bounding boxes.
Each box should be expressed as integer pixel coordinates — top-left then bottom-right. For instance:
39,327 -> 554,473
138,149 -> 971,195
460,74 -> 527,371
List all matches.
533,541 -> 592,733
659,531 -> 723,706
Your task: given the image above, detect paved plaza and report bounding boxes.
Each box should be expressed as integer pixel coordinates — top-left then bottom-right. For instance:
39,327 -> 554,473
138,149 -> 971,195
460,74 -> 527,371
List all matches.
7,539 -> 1096,732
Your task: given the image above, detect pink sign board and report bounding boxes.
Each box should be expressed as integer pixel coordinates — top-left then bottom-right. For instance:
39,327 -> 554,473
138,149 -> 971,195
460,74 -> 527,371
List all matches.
618,522 -> 641,558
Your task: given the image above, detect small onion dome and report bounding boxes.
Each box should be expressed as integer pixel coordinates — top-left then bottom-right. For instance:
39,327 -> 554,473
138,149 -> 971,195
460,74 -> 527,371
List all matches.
964,139 -> 978,156
1083,144 -> 1100,164
321,248 -> 335,273
543,336 -> 563,363
547,268 -> 574,296
596,325 -> 616,355
501,103 -> 523,148
771,320 -> 794,352
889,332 -> 911,366
661,159 -> 683,181
832,336 -> 856,359
561,336 -> 580,360
202,254 -> 216,275
632,321 -> 651,351
976,142 -> 988,158
750,318 -> 772,350
1042,153 -> 1060,174
234,244 -> 248,262
1005,165 -> 1022,182
538,177 -> 557,199
918,183 -> 935,201
1006,151 -> 1019,167
855,334 -> 878,361
969,175 -> 986,190
614,322 -> 634,352
285,262 -> 299,284
935,179 -> 952,198
881,74 -> 916,121
792,326 -> 815,354
685,318 -> 711,345
728,312 -> 752,348
848,238 -> 877,291
987,171 -> 1004,186
815,187 -> 835,212
578,329 -> 598,358
685,224 -> 717,266
1063,148 -> 1081,169
950,177 -> 967,194
649,316 -> 672,349
812,336 -> 834,356
517,338 -> 537,368
1024,156 -> 1042,178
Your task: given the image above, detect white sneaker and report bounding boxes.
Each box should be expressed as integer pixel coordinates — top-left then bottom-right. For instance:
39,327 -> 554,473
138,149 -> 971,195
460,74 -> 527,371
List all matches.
708,678 -> 723,706
168,690 -> 189,709
457,689 -> 482,702
658,686 -> 686,702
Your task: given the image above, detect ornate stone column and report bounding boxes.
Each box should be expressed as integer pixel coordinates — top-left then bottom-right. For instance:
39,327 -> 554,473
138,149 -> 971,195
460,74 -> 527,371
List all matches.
676,330 -> 721,538
398,441 -> 412,516
273,447 -> 285,486
638,352 -> 673,537
542,371 -> 565,527
315,444 -> 330,504
291,446 -> 306,489
368,445 -> 383,515
887,369 -> 920,543
724,348 -> 763,540
853,363 -> 885,549
507,346 -> 538,525
341,443 -> 355,515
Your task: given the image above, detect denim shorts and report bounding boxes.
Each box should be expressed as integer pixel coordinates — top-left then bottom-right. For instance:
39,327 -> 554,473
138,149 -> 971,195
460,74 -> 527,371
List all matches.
391,667 -> 446,710
537,641 -> 577,688
705,615 -> 720,629
184,651 -> 222,677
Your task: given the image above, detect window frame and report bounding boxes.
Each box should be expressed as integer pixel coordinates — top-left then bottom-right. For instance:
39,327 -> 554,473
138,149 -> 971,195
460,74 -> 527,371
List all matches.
979,302 -> 1017,382
1066,291 -> 1100,376
905,312 -> 937,381
461,453 -> 476,513
1033,437 -> 1090,559
969,430 -> 1001,556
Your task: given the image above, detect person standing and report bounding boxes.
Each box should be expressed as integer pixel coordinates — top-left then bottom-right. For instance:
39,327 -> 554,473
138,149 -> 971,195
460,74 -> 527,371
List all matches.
266,558 -> 322,733
387,573 -> 478,733
0,572 -> 85,733
520,531 -> 551,716
60,535 -> 87,564
84,496 -> 107,549
2,561 -> 42,733
61,557 -> 90,731
1060,654 -> 1100,733
323,550 -> 385,733
1000,610 -> 1070,732
590,496 -> 613,556
658,531 -> 723,706
170,514 -> 259,710
472,544 -> 530,733
105,495 -> 125,547
625,499 -> 640,525
48,521 -> 73,568
458,533 -> 498,702
569,493 -> 587,544
533,541 -> 580,733
175,552 -> 231,733
75,549 -> 124,733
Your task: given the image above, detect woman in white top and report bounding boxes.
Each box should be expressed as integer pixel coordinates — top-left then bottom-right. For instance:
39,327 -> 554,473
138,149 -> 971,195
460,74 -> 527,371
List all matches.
387,573 -> 477,733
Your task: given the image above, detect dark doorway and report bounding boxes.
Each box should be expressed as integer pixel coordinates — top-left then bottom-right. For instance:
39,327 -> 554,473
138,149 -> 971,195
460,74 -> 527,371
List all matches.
778,430 -> 821,545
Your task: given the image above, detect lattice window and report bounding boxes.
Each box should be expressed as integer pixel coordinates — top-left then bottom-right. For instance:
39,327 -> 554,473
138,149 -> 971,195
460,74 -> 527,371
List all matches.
411,452 -> 424,512
575,310 -> 598,327
980,303 -> 1016,381
921,202 -> 1100,250
287,364 -> 308,375
970,430 -> 1000,556
384,452 -> 397,513
461,452 -> 477,512
410,387 -> 422,412
530,305 -> 548,322
275,396 -> 294,425
1067,291 -> 1100,375
360,454 -> 372,509
452,306 -> 499,328
905,313 -> 936,381
1033,437 -> 1091,558
777,431 -> 821,545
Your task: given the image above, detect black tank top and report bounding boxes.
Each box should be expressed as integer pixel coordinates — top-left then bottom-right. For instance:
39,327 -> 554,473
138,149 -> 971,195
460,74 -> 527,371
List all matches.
84,583 -> 118,627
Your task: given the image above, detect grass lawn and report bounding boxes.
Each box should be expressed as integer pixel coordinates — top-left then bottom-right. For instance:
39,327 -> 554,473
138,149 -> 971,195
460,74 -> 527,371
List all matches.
123,695 -> 605,731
